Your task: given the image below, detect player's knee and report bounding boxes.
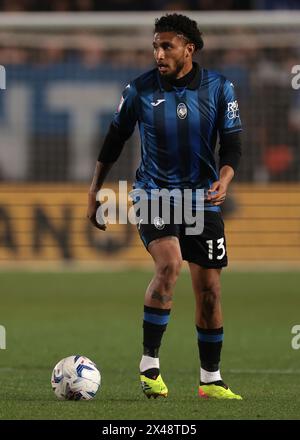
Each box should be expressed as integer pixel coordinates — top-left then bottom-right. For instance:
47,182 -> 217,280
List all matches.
201,283 -> 221,304
200,285 -> 221,318
156,258 -> 182,286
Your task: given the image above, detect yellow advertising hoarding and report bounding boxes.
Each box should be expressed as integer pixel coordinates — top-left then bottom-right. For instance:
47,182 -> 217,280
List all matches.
0,183 -> 299,265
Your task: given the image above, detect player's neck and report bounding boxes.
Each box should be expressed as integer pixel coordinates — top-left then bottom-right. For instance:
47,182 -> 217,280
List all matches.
176,62 -> 193,79
166,63 -> 196,88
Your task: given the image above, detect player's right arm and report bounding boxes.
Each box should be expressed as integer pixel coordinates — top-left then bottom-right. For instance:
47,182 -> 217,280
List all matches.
87,83 -> 138,230
87,162 -> 114,230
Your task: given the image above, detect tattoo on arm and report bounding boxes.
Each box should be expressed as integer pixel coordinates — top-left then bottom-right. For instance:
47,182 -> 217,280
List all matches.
151,290 -> 172,305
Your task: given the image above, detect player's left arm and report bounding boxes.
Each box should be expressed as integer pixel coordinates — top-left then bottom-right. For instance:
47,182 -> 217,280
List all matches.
208,165 -> 234,206
208,131 -> 242,205
209,79 -> 242,206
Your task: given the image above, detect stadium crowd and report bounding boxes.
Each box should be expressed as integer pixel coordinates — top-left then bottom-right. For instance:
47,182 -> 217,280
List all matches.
0,0 -> 299,183
0,0 -> 300,12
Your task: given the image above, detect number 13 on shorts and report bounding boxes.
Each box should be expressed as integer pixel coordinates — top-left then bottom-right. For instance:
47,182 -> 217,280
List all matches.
206,238 -> 226,260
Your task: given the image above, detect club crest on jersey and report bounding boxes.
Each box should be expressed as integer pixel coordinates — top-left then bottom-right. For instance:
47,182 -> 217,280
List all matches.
177,102 -> 187,119
153,217 -> 165,230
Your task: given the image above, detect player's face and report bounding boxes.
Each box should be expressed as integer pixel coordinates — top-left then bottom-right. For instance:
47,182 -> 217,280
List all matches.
153,32 -> 194,79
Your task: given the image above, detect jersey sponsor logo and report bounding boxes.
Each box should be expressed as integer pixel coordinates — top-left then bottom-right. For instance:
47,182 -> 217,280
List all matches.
177,102 -> 187,119
153,216 -> 165,230
227,100 -> 239,119
151,99 -> 166,107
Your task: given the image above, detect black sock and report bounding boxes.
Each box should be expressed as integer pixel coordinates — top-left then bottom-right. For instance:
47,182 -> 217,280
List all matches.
141,368 -> 160,380
196,326 -> 224,372
200,379 -> 228,388
142,306 -> 171,376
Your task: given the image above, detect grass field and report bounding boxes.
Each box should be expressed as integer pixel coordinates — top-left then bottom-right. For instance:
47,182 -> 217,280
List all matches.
0,270 -> 300,420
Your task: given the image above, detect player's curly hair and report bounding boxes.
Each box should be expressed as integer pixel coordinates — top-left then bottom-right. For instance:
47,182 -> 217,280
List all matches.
154,13 -> 204,52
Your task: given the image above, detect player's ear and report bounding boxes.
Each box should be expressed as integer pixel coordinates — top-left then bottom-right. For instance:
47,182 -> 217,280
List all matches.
185,43 -> 195,57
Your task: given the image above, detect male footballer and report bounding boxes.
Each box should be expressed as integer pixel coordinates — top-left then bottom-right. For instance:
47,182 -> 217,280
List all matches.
87,13 -> 242,399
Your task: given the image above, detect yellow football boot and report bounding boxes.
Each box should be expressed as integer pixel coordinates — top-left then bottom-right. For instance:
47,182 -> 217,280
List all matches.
140,374 -> 168,399
198,381 -> 242,400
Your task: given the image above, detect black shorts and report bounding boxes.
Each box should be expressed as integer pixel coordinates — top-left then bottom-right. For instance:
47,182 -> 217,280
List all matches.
137,210 -> 228,269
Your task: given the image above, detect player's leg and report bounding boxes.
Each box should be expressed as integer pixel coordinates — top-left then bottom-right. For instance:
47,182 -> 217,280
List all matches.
189,265 -> 224,381
188,264 -> 242,399
140,236 -> 182,398
180,210 -> 242,399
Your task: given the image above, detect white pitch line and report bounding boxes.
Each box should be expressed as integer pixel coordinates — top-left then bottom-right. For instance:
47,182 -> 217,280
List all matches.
0,367 -> 300,374
226,369 -> 300,375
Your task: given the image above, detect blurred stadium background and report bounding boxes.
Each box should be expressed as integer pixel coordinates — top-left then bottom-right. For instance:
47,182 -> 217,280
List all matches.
0,2 -> 300,268
1,0 -> 300,422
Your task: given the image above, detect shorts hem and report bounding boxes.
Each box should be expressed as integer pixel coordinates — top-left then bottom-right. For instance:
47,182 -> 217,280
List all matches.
145,233 -> 180,250
183,257 -> 228,269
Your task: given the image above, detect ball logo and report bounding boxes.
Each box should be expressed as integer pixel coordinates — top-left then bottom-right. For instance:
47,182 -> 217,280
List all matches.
154,216 -> 165,230
177,102 -> 187,119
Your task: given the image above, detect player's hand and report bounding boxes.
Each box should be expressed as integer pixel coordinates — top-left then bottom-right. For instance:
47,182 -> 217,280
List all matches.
206,180 -> 227,206
87,192 -> 107,231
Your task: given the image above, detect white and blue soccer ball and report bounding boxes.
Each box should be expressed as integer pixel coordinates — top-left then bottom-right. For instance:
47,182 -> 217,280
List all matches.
51,355 -> 101,400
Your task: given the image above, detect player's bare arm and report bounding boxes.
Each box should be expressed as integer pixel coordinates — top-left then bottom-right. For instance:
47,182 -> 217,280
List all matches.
87,161 -> 113,230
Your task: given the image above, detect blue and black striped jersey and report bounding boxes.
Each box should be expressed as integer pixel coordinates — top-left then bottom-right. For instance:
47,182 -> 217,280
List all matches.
113,63 -> 242,194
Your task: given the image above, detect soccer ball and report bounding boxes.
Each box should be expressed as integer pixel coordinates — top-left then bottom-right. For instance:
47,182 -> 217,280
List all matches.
51,355 -> 101,400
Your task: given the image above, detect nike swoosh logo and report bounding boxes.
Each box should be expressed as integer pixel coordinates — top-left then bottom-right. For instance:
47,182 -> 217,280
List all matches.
151,99 -> 166,107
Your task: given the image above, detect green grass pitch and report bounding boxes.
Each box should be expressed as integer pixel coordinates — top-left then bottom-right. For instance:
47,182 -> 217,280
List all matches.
0,270 -> 300,420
